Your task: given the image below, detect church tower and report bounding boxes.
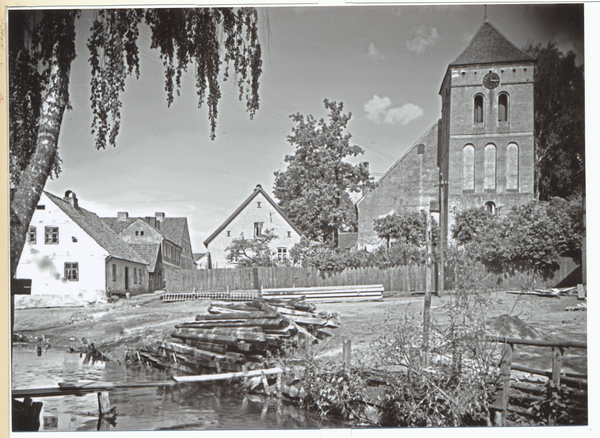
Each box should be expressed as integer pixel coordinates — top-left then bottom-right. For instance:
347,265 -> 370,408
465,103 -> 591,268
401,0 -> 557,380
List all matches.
438,20 -> 536,239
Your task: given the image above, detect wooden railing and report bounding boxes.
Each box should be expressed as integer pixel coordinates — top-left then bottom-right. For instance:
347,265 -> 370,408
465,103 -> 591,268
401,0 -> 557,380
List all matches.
486,336 -> 587,426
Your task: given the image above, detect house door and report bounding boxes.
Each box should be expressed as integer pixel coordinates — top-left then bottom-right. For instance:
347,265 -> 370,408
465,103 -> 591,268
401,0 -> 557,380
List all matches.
125,267 -> 129,290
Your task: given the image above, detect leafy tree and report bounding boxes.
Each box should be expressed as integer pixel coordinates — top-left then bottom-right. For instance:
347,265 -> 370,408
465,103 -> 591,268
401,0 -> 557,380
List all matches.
225,229 -> 279,267
9,8 -> 262,278
273,99 -> 374,246
374,211 -> 439,249
523,41 -> 584,201
451,207 -> 498,245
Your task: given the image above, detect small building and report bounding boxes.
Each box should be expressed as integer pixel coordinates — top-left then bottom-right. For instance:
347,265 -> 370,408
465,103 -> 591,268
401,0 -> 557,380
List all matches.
204,185 -> 303,268
193,253 -> 210,269
15,191 -> 148,307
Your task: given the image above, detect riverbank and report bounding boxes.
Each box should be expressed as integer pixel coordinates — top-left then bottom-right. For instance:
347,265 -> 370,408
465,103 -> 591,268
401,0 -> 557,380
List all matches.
13,290 -> 587,370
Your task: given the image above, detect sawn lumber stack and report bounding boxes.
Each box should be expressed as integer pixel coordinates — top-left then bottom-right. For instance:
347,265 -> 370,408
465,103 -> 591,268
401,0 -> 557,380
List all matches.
134,297 -> 339,375
261,284 -> 384,302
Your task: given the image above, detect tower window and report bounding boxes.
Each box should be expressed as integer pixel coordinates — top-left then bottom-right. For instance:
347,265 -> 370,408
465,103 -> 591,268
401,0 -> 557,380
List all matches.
485,201 -> 496,215
474,95 -> 484,123
498,93 -> 508,122
507,143 -> 519,190
462,145 -> 475,191
485,144 -> 497,190
417,144 -> 425,155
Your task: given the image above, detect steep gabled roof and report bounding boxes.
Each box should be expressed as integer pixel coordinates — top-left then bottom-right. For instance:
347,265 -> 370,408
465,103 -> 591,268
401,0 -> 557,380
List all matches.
450,21 -> 534,66
129,242 -> 161,272
45,192 -> 147,265
100,217 -> 136,234
204,185 -> 303,247
357,120 -> 439,206
159,217 -> 187,248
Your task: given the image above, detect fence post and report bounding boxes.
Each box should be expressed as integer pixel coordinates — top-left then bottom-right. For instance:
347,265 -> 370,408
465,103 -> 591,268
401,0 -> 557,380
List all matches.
499,342 -> 513,426
343,339 -> 351,369
549,346 -> 564,425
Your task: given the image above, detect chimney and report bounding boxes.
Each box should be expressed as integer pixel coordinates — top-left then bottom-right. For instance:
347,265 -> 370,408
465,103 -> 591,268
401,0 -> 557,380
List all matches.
63,190 -> 78,209
155,212 -> 165,221
145,216 -> 157,229
117,212 -> 129,221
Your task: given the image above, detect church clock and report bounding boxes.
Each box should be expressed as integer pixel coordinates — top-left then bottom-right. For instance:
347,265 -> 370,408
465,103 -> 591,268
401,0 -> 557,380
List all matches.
483,72 -> 500,89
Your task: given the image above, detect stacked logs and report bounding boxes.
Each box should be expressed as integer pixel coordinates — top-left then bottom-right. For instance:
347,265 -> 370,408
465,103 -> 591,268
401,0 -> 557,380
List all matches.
134,297 -> 339,375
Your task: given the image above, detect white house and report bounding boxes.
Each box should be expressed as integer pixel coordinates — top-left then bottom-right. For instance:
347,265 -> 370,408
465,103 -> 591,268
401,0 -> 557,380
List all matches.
15,191 -> 148,307
204,185 -> 303,268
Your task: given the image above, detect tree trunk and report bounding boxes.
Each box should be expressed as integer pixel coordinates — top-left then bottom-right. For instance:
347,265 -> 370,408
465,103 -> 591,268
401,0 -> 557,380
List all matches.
10,43 -> 72,279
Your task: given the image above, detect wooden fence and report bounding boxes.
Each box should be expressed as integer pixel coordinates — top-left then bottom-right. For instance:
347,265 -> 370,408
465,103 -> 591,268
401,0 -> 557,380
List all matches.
165,257 -> 579,293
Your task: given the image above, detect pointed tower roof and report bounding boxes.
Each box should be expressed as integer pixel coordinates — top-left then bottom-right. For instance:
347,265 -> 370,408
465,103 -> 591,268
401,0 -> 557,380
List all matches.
450,21 -> 534,66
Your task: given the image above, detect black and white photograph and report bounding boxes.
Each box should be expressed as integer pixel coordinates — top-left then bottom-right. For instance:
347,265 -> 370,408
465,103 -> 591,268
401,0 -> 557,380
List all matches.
8,2 -> 588,433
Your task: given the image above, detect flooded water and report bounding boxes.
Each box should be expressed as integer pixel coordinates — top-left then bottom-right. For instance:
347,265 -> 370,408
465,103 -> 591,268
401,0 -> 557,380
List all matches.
11,346 -> 347,431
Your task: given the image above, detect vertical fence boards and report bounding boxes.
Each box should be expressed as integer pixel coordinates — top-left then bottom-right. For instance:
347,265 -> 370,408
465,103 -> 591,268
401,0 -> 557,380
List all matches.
164,257 -> 578,293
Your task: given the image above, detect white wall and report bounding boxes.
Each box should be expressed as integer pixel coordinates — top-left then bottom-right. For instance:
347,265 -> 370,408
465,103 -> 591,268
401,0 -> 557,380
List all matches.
208,192 -> 302,268
15,193 -> 109,303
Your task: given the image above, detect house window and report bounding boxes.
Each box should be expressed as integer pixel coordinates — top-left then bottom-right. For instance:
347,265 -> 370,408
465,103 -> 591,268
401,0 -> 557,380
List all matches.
135,231 -> 139,236
112,264 -> 117,282
287,231 -> 291,238
36,205 -> 45,210
45,226 -> 59,244
257,202 -> 261,208
498,93 -> 508,122
462,145 -> 475,191
65,262 -> 79,281
254,222 -> 264,237
134,268 -> 137,284
140,231 -> 144,236
28,226 -> 36,244
474,95 -> 484,123
506,143 -> 519,190
417,143 -> 425,155
485,144 -> 497,190
277,248 -> 287,262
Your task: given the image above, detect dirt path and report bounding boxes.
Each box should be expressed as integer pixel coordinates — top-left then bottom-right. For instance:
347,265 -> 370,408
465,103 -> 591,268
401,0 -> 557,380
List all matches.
13,291 -> 587,373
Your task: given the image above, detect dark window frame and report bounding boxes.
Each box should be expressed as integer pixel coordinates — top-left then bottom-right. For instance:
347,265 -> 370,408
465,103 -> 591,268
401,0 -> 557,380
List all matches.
45,226 -> 59,244
28,226 -> 36,244
65,262 -> 79,281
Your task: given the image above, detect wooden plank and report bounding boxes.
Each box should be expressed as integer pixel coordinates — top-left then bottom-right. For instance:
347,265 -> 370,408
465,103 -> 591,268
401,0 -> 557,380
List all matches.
486,336 -> 586,349
171,331 -> 238,346
194,312 -> 274,321
500,343 -> 513,427
177,328 -> 267,342
173,367 -> 284,383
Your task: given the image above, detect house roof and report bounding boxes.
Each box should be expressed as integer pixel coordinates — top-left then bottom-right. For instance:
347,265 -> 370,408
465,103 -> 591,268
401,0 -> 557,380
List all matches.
204,184 -> 303,247
129,242 -> 161,272
159,217 -> 188,248
450,21 -> 534,66
100,217 -> 136,234
338,233 -> 358,250
45,192 -> 147,265
357,120 -> 439,206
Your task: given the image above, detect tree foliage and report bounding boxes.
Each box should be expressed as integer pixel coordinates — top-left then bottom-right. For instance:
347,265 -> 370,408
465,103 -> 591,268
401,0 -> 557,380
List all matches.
225,229 -> 280,267
9,8 -> 263,278
374,211 -> 439,249
273,100 -> 374,246
450,197 -> 583,279
523,41 -> 584,201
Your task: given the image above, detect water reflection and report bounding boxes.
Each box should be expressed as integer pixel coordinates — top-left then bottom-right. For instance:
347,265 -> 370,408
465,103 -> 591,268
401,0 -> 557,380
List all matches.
11,346 -> 345,431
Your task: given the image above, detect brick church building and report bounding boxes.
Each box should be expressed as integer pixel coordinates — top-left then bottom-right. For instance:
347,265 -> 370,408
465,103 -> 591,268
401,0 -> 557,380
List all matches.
357,20 -> 536,249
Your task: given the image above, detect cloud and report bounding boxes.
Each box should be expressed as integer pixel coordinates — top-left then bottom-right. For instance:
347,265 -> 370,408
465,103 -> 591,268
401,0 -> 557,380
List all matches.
367,43 -> 385,61
406,26 -> 440,55
364,95 -> 423,126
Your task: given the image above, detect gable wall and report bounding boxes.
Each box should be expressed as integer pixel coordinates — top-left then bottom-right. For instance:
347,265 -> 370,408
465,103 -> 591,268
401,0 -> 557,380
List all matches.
207,192 -> 303,268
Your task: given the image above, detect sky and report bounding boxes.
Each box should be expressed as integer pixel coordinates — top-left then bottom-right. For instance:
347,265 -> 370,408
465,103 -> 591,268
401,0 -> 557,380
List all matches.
35,3 -> 585,255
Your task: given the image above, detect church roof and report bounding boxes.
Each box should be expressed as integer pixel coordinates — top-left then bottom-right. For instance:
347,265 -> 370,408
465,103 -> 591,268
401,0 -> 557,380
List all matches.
450,21 -> 534,66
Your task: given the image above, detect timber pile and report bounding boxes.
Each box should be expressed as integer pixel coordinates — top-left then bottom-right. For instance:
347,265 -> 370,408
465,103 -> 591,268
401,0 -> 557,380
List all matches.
506,286 -> 577,298
161,291 -> 258,303
134,297 -> 339,375
261,284 -> 384,302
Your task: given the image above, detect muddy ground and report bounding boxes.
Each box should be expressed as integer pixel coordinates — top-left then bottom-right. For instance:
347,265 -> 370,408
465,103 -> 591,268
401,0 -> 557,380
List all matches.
12,290 -> 587,376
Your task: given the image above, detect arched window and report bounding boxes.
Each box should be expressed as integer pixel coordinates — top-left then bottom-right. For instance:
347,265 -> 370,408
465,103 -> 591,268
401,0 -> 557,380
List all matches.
498,93 -> 508,122
417,143 -> 425,155
485,201 -> 496,215
463,145 -> 475,191
506,142 -> 519,190
474,95 -> 484,123
484,143 -> 496,190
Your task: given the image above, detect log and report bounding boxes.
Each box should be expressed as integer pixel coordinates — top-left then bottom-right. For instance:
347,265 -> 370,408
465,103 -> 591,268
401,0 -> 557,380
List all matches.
171,332 -> 238,346
259,302 -> 317,342
195,312 -> 275,321
180,339 -> 228,353
177,328 -> 267,343
179,318 -> 287,329
486,336 -> 587,349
